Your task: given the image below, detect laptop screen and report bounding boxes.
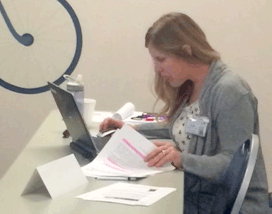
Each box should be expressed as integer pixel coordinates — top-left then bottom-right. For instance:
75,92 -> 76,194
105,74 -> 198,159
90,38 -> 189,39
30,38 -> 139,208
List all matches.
48,82 -> 97,159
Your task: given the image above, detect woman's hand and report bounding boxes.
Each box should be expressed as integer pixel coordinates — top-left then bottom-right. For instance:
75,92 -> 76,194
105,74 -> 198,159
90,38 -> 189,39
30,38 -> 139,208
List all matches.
99,117 -> 124,133
144,142 -> 183,168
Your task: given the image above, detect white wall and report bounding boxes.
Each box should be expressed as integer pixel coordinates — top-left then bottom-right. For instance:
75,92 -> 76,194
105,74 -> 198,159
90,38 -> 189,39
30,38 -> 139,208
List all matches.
0,0 -> 271,190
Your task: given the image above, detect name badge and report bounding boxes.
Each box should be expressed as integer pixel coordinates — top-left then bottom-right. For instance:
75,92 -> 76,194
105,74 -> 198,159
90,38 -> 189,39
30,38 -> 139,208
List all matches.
185,115 -> 209,137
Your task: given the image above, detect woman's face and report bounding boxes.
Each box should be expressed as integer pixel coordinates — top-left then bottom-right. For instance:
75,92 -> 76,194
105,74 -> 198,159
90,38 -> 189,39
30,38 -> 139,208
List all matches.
148,45 -> 194,88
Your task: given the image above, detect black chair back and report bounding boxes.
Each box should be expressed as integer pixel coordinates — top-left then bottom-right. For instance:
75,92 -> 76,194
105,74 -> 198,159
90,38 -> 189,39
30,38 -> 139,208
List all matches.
184,137 -> 256,214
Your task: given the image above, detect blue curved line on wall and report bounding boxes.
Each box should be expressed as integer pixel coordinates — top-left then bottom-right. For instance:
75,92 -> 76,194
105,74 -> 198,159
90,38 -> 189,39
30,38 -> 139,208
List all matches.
0,1 -> 34,46
0,0 -> 82,94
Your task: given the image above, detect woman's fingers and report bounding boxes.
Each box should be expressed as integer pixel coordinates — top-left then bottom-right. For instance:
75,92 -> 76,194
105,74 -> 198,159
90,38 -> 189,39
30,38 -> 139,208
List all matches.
145,143 -> 182,168
99,118 -> 124,132
144,143 -> 174,166
99,117 -> 109,132
144,144 -> 169,163
99,118 -> 115,132
145,149 -> 166,167
153,147 -> 177,167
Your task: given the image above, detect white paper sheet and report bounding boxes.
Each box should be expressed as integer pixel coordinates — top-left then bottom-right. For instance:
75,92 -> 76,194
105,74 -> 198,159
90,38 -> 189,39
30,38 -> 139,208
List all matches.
81,125 -> 175,178
112,102 -> 135,120
76,182 -> 176,206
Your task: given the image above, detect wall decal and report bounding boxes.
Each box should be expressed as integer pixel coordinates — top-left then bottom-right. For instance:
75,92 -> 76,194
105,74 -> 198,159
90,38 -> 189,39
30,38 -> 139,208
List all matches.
0,0 -> 82,94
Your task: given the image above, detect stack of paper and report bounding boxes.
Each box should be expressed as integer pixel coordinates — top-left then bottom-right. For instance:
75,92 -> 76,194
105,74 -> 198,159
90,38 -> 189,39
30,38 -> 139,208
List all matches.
81,125 -> 175,179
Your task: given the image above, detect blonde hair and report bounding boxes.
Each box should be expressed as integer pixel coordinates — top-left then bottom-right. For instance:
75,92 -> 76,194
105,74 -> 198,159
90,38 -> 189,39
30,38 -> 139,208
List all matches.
146,12 -> 220,122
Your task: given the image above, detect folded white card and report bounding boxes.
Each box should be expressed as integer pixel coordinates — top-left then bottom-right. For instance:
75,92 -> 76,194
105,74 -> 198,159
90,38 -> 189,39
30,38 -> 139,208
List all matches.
22,154 -> 88,198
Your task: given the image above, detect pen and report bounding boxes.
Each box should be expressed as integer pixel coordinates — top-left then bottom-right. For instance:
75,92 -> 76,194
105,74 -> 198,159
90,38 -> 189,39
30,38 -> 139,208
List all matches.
95,176 -> 139,181
131,113 -> 168,121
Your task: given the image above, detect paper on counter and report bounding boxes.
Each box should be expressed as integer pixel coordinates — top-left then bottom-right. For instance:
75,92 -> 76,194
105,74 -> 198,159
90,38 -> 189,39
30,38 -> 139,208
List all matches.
112,102 -> 135,120
81,125 -> 175,178
76,182 -> 176,206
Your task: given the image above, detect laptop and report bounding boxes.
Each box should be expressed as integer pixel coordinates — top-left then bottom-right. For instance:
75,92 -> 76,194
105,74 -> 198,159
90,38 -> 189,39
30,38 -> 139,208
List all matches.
48,82 -> 108,160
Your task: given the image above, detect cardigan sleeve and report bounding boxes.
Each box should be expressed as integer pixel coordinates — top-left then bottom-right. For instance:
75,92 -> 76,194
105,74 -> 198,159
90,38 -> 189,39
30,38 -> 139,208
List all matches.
182,93 -> 255,181
134,122 -> 171,139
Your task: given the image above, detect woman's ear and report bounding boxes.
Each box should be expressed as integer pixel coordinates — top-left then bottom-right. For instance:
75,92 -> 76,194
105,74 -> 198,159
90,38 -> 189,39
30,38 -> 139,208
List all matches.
182,44 -> 192,56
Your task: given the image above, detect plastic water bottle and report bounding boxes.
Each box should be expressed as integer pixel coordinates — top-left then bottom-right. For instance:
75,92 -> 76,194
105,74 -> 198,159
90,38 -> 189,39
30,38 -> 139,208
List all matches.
64,74 -> 84,116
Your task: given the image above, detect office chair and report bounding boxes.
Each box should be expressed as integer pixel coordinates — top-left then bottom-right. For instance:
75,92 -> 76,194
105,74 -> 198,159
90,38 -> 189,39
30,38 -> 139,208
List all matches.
207,134 -> 259,214
229,134 -> 259,214
184,134 -> 259,214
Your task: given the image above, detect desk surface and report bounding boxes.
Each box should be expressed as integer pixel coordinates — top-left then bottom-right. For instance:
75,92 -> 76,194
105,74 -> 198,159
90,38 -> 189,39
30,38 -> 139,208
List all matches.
0,110 -> 183,214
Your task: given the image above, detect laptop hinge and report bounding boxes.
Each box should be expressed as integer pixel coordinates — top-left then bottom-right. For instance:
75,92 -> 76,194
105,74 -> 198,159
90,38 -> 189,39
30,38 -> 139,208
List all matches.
70,140 -> 96,160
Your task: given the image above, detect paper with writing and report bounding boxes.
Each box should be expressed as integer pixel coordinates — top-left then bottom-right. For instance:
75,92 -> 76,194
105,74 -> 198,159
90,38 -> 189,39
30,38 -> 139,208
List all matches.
81,125 -> 175,178
76,182 -> 176,206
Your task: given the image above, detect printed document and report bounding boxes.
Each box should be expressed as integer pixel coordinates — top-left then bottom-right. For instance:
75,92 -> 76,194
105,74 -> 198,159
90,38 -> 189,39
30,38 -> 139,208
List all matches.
76,182 -> 176,206
82,125 -> 175,178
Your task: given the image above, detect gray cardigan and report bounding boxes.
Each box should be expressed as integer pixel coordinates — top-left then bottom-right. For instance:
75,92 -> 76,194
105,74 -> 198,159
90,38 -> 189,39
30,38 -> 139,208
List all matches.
136,60 -> 269,213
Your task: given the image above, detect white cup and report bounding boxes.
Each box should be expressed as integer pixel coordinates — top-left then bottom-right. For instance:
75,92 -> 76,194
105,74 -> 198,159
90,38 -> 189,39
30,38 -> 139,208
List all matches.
84,98 -> 96,128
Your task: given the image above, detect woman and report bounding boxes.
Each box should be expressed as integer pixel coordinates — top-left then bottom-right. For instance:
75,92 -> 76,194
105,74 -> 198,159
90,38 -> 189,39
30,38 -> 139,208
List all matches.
99,13 -> 269,213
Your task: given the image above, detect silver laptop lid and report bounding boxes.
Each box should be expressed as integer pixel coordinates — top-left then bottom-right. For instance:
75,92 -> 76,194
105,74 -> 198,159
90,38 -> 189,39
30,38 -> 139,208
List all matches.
48,82 -> 97,159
